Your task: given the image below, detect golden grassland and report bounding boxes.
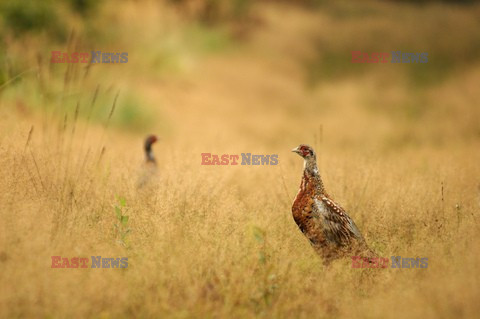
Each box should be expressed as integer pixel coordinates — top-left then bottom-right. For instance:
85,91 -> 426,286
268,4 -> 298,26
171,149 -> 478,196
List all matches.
1,1 -> 480,318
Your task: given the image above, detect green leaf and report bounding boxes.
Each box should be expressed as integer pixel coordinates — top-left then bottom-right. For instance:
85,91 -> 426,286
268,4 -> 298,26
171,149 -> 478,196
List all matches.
119,197 -> 126,207
121,215 -> 129,226
115,206 -> 122,220
252,226 -> 265,244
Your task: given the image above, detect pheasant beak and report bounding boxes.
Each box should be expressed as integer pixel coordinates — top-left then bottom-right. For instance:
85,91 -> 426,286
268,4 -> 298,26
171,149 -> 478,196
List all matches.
292,147 -> 301,154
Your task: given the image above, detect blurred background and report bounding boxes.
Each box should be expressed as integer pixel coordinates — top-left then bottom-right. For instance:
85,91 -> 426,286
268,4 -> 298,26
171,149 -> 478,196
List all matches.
1,0 -> 479,145
1,0 -> 480,318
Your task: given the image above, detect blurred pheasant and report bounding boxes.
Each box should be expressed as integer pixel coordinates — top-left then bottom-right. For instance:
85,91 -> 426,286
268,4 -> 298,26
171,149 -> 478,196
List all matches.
137,135 -> 158,188
291,144 -> 375,264
144,135 -> 158,164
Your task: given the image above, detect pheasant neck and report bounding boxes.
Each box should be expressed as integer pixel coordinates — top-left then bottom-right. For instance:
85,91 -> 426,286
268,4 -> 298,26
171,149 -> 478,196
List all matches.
145,145 -> 156,163
303,157 -> 325,194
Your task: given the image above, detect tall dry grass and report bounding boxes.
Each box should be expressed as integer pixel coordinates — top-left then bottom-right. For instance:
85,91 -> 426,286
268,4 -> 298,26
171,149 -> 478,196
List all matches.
0,1 -> 480,318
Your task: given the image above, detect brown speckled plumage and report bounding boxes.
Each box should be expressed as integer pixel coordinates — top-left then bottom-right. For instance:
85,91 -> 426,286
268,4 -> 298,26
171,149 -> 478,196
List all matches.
291,144 -> 375,264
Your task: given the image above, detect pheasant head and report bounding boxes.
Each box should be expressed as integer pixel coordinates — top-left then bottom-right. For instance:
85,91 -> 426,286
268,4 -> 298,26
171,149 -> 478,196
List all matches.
144,135 -> 158,164
292,144 -> 324,193
292,144 -> 316,160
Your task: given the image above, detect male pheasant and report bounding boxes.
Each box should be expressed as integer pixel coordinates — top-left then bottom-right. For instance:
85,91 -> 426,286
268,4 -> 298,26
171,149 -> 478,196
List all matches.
144,135 -> 158,164
291,144 -> 375,264
137,135 -> 158,188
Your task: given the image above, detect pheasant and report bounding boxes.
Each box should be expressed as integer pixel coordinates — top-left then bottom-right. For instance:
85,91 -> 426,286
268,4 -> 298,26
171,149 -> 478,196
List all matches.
291,144 -> 375,264
137,135 -> 158,188
144,135 -> 158,164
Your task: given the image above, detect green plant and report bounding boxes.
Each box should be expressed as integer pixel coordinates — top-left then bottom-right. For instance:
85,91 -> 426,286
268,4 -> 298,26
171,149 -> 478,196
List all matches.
251,226 -> 279,310
0,0 -> 67,40
114,196 -> 130,246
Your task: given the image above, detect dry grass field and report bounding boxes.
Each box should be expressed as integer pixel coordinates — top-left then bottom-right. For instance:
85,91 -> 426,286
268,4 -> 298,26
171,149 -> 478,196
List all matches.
1,0 -> 480,318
